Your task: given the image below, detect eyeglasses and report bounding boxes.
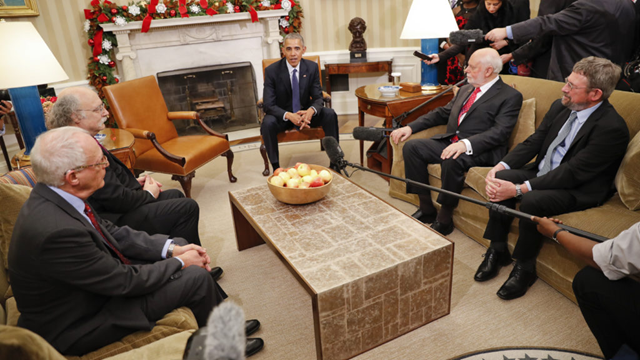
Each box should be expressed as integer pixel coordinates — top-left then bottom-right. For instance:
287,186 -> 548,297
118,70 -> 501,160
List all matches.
564,77 -> 589,91
67,155 -> 109,173
79,103 -> 106,113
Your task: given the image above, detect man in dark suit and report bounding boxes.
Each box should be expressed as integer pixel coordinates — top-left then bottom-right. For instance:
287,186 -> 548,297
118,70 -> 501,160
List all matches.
7,127 -> 228,355
48,88 -> 203,249
390,48 -> 523,236
485,0 -> 635,82
261,33 -> 339,171
479,57 -> 630,300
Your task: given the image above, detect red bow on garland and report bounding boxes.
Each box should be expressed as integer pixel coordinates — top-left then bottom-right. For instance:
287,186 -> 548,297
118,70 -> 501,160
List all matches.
142,0 -> 160,33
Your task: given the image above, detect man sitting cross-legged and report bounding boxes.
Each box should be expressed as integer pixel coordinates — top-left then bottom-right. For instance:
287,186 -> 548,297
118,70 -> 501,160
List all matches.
390,48 -> 523,236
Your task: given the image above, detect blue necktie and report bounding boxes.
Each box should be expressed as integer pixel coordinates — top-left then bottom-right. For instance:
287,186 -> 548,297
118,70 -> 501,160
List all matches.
292,69 -> 300,113
537,111 -> 578,176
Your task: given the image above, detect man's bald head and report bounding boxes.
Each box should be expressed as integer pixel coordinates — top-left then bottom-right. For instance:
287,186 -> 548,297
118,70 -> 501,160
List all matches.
48,87 -> 108,136
465,48 -> 502,87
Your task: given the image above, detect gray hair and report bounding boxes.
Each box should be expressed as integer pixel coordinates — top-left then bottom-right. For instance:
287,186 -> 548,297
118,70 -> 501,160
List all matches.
284,33 -> 305,47
572,56 -> 621,100
477,49 -> 503,75
46,94 -> 83,130
31,127 -> 89,187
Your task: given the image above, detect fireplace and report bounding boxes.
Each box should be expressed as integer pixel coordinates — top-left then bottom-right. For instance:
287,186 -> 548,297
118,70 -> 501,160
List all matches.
157,62 -> 259,136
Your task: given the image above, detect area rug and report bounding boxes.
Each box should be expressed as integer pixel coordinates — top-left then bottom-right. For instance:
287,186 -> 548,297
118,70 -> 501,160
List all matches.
451,347 -> 603,360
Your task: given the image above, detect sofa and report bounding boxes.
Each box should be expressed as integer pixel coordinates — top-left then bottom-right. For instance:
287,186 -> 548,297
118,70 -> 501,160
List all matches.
0,168 -> 197,360
389,75 -> 640,303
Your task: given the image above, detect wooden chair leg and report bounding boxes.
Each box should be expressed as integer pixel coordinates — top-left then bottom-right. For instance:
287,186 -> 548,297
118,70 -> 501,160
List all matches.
221,149 -> 237,183
172,172 -> 195,198
0,136 -> 12,171
259,143 -> 270,176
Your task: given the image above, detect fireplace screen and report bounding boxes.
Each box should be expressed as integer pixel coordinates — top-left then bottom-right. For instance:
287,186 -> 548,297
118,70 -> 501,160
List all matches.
157,62 -> 259,136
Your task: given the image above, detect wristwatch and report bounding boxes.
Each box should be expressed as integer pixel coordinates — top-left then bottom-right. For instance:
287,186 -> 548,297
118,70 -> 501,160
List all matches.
552,229 -> 567,242
515,184 -> 523,200
167,243 -> 175,258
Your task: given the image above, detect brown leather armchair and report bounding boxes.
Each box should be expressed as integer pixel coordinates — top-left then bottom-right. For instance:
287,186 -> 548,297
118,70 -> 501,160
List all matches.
104,76 -> 236,198
257,55 -> 331,176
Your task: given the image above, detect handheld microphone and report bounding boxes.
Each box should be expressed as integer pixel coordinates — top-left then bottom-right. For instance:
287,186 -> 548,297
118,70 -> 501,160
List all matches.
449,29 -> 485,46
205,302 -> 246,360
413,51 -> 433,61
321,141 -> 608,243
352,127 -> 393,142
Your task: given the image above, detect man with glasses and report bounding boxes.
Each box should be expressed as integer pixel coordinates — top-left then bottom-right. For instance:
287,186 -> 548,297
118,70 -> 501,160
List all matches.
477,57 -> 630,300
7,127 -> 229,356
45,88 -> 223,277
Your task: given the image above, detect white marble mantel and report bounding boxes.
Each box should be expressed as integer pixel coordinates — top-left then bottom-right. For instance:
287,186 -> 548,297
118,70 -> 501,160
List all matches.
101,9 -> 288,91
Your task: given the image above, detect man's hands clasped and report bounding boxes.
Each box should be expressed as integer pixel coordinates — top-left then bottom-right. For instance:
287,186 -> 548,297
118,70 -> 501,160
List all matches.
286,109 -> 315,130
173,244 -> 212,271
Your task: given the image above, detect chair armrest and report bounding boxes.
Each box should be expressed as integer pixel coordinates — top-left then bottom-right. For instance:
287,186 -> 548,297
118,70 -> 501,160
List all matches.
167,111 -> 198,121
137,130 -> 186,167
195,114 -> 229,140
125,127 -> 152,139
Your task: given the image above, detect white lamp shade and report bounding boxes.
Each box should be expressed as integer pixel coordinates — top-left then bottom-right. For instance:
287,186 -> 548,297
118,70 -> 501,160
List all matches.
400,0 -> 460,40
0,21 -> 68,89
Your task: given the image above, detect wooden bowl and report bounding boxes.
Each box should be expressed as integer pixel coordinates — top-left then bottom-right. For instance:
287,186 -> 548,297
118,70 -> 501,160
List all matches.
267,164 -> 333,205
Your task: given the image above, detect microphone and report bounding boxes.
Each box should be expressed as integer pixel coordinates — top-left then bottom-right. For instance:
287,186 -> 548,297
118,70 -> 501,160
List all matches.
321,141 -> 608,243
205,302 -> 246,360
352,127 -> 393,142
449,29 -> 485,46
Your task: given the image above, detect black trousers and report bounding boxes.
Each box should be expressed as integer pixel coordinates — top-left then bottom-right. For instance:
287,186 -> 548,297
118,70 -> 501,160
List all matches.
482,168 -> 579,261
115,189 -> 201,246
573,267 -> 640,359
403,138 -> 497,207
261,107 -> 339,169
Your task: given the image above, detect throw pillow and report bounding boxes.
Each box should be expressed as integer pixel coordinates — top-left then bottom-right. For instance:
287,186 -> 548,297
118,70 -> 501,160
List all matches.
509,98 -> 536,151
615,132 -> 640,210
0,183 -> 32,271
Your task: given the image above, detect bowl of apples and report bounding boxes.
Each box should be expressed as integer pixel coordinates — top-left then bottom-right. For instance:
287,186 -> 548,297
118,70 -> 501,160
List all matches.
267,163 -> 333,205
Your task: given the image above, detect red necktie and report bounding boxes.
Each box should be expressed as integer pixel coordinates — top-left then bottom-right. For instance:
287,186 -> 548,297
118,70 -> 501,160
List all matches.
452,87 -> 481,143
84,203 -> 131,265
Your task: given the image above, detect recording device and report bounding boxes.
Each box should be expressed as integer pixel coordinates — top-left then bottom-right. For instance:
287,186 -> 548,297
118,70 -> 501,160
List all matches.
449,29 -> 485,46
352,127 -> 393,142
183,302 -> 245,360
0,89 -> 11,102
321,136 -> 608,243
413,51 -> 433,61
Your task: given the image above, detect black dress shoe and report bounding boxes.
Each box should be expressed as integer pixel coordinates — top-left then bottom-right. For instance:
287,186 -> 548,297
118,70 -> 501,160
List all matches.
474,248 -> 512,282
497,263 -> 537,300
431,220 -> 454,235
411,209 -> 437,224
209,267 -> 223,282
246,338 -> 264,357
245,319 -> 261,336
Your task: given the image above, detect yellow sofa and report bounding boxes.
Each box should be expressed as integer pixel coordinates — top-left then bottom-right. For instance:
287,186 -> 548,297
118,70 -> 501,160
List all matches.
0,169 -> 197,360
389,75 -> 640,302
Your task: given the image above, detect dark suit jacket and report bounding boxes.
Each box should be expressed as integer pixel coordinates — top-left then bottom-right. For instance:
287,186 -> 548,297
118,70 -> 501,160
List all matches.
510,0 -> 635,81
8,184 -> 189,354
503,99 -> 630,208
89,148 -> 155,223
408,78 -> 523,164
263,58 -> 324,121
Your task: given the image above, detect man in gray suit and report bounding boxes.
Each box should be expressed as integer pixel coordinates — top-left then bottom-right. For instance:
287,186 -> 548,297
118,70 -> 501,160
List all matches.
485,0 -> 635,82
8,127 -> 226,355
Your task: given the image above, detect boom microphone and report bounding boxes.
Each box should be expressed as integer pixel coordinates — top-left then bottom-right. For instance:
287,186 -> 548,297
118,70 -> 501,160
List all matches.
322,139 -> 608,243
205,302 -> 246,360
352,127 -> 393,142
449,29 -> 485,46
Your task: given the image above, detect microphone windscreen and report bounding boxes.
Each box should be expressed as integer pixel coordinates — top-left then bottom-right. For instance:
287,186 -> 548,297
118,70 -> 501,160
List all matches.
449,29 -> 484,46
205,302 -> 246,360
352,127 -> 385,142
322,137 -> 344,165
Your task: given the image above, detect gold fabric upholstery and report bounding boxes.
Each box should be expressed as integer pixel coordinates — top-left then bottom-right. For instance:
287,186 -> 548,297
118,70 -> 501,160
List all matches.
615,131 -> 640,210
104,76 -> 236,197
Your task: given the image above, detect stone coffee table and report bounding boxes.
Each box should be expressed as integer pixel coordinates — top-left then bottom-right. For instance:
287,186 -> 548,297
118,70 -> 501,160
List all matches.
229,174 -> 454,360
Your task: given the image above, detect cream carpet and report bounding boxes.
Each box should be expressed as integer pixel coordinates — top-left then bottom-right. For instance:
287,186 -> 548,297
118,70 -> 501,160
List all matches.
148,139 -> 602,360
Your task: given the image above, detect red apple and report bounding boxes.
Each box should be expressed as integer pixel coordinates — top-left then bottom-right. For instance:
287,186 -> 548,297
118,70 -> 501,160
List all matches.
319,169 -> 332,183
310,176 -> 324,188
273,167 -> 285,176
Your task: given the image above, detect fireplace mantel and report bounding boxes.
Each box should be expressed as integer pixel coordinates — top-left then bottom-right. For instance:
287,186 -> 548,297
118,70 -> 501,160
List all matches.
101,9 -> 288,85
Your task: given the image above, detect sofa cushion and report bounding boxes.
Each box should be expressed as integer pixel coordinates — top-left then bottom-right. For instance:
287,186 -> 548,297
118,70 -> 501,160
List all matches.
465,167 -> 492,201
509,98 -> 536,151
615,131 -> 640,210
0,324 -> 67,360
0,183 -> 31,272
0,167 -> 37,187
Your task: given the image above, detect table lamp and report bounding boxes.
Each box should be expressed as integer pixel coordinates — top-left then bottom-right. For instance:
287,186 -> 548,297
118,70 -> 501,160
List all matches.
400,0 -> 459,89
0,20 -> 68,160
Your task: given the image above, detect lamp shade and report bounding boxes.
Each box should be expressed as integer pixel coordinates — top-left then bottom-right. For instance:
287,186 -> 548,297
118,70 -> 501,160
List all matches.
0,21 -> 68,89
400,0 -> 460,40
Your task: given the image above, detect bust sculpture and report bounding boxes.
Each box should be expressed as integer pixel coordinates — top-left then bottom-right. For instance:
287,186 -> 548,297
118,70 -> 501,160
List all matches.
348,17 -> 367,52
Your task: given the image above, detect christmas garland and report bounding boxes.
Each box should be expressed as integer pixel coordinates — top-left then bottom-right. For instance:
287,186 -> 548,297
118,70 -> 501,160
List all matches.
84,0 -> 303,104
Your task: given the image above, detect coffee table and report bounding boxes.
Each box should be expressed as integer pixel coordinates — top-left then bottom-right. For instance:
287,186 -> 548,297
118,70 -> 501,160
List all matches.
229,174 -> 454,360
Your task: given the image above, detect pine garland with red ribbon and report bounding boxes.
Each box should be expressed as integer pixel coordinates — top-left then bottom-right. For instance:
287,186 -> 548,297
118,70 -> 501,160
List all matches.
84,0 -> 304,117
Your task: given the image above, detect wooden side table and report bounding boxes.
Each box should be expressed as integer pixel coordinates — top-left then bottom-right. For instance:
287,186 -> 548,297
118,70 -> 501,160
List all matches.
324,60 -> 393,96
355,84 -> 454,179
99,128 -> 136,173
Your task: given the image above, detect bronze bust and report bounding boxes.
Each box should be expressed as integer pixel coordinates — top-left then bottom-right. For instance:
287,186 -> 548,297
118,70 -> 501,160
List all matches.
348,17 -> 367,52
